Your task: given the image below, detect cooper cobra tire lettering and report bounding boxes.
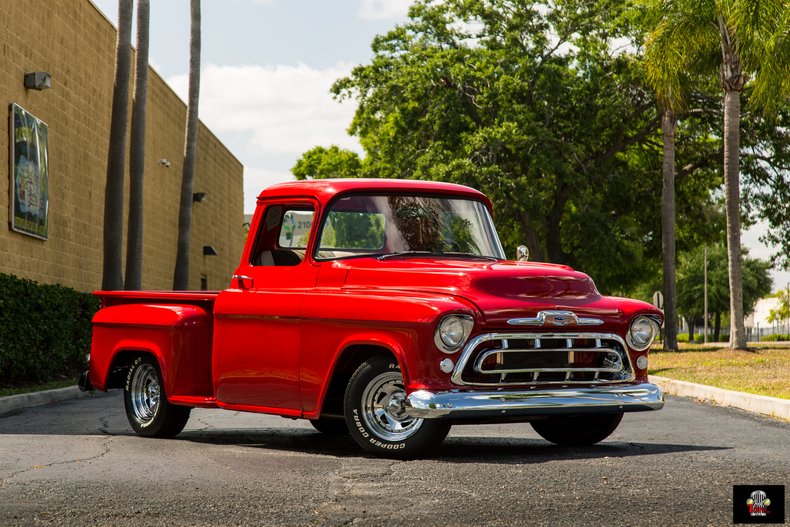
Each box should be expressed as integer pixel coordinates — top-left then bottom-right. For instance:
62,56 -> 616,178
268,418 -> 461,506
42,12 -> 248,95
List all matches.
352,409 -> 369,438
344,355 -> 451,459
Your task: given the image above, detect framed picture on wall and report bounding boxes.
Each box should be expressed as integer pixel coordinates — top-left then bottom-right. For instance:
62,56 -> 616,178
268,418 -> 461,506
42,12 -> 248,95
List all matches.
10,103 -> 49,240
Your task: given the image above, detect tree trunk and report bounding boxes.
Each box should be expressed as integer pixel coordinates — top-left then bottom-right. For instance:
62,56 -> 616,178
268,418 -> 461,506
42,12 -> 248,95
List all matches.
545,182 -> 571,264
173,0 -> 201,290
517,211 -> 545,262
714,312 -> 722,343
722,88 -> 746,349
661,108 -> 678,351
718,20 -> 747,350
124,0 -> 150,290
688,318 -> 695,343
101,0 -> 133,291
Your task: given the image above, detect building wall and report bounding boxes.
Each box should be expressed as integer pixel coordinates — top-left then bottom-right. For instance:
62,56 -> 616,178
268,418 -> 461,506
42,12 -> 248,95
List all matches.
0,0 -> 244,292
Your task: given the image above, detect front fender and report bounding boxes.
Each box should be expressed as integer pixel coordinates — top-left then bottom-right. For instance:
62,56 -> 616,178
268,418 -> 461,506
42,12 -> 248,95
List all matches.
300,289 -> 480,415
89,304 -> 212,397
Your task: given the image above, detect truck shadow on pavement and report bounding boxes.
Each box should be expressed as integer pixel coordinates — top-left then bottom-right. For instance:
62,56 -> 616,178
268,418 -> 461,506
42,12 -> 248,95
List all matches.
175,428 -> 729,463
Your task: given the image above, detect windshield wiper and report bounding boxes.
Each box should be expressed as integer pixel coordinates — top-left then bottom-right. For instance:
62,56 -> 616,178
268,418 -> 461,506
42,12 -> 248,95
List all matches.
377,251 -> 433,260
441,253 -> 501,261
377,251 -> 500,261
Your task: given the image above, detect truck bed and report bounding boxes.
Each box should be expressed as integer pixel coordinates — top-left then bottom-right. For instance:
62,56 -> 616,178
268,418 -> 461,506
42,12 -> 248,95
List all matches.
89,290 -> 220,402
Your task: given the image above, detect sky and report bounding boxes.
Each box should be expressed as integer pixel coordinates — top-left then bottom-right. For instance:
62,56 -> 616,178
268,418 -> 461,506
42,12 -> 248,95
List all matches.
90,0 -> 788,292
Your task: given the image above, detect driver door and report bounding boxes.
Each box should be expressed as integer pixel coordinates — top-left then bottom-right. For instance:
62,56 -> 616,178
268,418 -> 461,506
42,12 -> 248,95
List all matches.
213,200 -> 318,413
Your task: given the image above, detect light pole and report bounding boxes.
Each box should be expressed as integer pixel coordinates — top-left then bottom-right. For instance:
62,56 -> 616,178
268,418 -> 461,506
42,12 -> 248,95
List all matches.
704,246 -> 708,344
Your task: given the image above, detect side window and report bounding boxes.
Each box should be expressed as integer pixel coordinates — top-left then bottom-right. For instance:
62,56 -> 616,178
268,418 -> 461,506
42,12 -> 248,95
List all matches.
251,205 -> 315,267
278,210 -> 314,249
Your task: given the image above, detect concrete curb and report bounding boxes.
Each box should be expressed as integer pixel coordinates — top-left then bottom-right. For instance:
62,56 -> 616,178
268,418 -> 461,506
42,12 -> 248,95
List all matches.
650,375 -> 790,421
0,386 -> 93,416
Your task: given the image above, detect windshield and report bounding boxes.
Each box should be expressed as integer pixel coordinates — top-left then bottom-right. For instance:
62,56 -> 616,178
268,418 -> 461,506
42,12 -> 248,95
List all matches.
315,194 -> 505,260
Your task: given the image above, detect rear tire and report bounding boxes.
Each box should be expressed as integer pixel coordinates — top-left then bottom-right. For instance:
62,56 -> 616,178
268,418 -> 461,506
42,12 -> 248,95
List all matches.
123,355 -> 191,438
344,356 -> 450,459
531,412 -> 623,446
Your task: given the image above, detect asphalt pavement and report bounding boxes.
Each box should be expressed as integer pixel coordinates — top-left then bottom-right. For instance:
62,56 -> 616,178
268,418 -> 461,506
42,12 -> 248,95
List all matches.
0,391 -> 787,526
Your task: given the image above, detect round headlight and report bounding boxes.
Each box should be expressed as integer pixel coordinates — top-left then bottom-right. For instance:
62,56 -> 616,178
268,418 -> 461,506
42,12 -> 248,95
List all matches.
627,316 -> 660,351
434,315 -> 474,353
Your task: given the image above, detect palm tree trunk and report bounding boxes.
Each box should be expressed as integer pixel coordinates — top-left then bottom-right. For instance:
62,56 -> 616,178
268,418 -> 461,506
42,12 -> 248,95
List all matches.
124,0 -> 150,290
173,0 -> 201,290
718,19 -> 747,350
101,0 -> 133,291
661,108 -> 678,351
723,88 -> 746,349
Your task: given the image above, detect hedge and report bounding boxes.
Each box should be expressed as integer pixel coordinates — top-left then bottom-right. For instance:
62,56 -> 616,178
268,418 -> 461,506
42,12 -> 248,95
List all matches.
760,333 -> 790,342
0,273 -> 99,386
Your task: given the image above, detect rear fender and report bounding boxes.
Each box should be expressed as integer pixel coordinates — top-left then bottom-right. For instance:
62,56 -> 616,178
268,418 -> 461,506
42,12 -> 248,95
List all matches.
89,304 -> 213,398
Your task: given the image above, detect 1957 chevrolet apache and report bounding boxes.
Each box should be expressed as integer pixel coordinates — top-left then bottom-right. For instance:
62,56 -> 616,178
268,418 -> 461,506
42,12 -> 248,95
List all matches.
81,179 -> 664,458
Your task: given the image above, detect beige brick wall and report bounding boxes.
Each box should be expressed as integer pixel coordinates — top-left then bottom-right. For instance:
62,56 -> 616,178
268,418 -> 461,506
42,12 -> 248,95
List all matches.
0,0 -> 244,292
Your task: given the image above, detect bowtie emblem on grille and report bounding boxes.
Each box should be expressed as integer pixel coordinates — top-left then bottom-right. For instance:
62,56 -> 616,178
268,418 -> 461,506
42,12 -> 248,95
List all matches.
507,310 -> 604,327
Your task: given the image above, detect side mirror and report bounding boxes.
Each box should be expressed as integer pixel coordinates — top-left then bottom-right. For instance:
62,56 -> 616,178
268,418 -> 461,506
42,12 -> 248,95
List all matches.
516,245 -> 529,262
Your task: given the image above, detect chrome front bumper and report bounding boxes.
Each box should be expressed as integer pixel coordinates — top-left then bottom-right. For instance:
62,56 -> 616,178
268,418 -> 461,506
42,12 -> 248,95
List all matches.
405,382 -> 664,419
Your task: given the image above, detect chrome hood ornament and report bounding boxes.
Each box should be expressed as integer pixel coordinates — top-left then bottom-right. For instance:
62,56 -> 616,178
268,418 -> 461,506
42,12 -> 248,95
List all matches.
507,310 -> 603,327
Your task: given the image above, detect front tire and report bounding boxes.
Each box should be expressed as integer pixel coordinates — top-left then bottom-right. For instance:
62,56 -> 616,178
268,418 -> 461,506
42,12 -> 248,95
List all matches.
344,356 -> 450,459
123,355 -> 191,438
531,412 -> 623,446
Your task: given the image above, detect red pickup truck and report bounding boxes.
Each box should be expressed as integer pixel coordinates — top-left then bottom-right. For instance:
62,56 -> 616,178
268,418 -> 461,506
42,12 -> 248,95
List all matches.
82,179 -> 664,458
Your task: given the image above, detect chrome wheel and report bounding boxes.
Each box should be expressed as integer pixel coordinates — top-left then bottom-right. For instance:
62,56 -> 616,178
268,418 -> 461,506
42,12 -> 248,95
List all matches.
361,371 -> 423,441
129,363 -> 161,424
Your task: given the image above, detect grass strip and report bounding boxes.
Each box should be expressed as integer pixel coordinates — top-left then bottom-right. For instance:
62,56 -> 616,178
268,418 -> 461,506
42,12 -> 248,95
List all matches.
650,347 -> 789,400
0,379 -> 76,398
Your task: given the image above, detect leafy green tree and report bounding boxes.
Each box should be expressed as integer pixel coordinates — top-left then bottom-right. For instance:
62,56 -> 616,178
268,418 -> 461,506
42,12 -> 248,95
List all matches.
677,244 -> 771,342
767,288 -> 790,325
292,146 -> 362,180
642,0 -> 790,349
296,0 -> 724,293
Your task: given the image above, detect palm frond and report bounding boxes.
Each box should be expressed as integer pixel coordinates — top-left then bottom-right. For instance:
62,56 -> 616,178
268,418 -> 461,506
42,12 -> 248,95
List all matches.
643,0 -> 719,110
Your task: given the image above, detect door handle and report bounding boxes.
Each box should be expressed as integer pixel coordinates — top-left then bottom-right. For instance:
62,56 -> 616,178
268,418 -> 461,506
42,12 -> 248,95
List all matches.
233,274 -> 253,289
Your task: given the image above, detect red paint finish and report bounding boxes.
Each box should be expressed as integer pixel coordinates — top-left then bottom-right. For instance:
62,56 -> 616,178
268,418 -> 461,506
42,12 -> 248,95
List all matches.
89,303 -> 213,397
87,178 -> 663,424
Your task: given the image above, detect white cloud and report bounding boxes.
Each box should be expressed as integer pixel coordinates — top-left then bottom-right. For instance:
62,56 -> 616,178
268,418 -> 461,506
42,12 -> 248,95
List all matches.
357,0 -> 412,20
242,167 -> 294,211
167,62 -> 363,212
168,62 -> 360,157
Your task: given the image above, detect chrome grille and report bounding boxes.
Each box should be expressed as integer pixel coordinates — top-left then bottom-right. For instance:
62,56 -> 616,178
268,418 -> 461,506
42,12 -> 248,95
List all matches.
451,332 -> 634,386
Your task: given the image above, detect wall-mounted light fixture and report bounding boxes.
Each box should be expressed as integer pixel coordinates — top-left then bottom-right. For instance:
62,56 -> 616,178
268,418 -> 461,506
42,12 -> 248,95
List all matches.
203,245 -> 218,256
158,158 -> 171,168
193,192 -> 207,203
24,72 -> 52,90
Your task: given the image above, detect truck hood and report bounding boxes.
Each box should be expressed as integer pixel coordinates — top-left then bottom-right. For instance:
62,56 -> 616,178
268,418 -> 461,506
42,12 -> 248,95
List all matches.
333,258 -> 633,328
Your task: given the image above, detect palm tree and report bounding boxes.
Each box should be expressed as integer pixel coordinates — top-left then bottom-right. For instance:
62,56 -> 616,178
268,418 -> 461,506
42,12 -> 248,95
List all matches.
659,107 -> 679,351
101,0 -> 133,291
173,0 -> 201,290
644,8 -> 693,352
124,0 -> 150,290
642,0 -> 790,349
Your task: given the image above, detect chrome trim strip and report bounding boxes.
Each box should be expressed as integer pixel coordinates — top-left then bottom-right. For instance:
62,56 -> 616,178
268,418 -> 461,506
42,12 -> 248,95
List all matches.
507,310 -> 604,327
451,332 -> 634,386
405,383 -> 664,419
473,347 -> 623,374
